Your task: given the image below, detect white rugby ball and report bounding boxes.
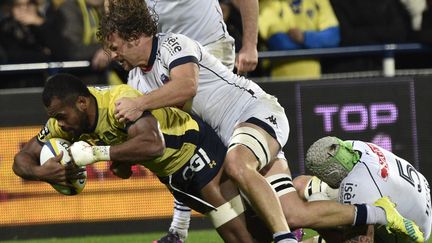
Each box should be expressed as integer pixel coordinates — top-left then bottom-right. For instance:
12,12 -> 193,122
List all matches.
40,138 -> 87,195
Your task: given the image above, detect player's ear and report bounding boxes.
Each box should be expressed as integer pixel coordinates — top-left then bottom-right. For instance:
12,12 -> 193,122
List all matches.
76,96 -> 89,111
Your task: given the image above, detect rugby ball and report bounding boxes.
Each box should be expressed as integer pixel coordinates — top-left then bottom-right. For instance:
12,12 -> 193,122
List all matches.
40,138 -> 87,195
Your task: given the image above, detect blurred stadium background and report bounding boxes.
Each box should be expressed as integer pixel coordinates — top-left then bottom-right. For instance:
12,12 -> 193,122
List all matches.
1,0 -> 432,240
2,56 -> 432,241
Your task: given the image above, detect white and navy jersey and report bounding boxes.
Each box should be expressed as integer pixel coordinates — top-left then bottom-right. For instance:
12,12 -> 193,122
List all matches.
339,141 -> 431,240
128,33 -> 289,148
145,0 -> 229,46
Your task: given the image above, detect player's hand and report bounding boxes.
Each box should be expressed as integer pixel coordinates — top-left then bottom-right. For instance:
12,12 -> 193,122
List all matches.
235,45 -> 258,74
110,161 -> 133,179
70,141 -> 96,166
39,152 -> 85,187
114,97 -> 143,123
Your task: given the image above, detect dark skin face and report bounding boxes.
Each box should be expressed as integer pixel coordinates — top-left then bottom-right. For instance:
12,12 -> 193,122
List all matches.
46,96 -> 92,138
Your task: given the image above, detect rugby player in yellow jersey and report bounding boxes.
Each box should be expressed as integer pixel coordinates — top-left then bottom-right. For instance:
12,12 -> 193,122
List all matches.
12,73 -> 260,243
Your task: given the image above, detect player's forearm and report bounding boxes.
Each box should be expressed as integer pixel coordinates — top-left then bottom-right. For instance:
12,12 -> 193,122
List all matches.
13,152 -> 42,181
138,78 -> 196,111
235,0 -> 258,48
109,134 -> 165,162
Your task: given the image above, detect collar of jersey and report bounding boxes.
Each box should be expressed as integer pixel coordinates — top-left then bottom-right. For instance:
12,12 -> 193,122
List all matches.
142,36 -> 159,73
90,93 -> 98,133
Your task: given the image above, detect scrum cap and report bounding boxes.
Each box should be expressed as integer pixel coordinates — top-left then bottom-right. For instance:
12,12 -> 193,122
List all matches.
305,136 -> 359,188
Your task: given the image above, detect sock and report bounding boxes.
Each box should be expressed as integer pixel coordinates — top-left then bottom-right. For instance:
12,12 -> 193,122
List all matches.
169,199 -> 191,241
366,204 -> 387,225
273,231 -> 298,242
353,204 -> 367,226
352,204 -> 386,226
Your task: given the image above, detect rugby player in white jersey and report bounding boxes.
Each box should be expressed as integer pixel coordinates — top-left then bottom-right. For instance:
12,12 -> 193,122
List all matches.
102,1 -> 257,238
145,0 -> 258,73
140,1 -> 258,241
97,1 -> 425,242
295,136 -> 431,242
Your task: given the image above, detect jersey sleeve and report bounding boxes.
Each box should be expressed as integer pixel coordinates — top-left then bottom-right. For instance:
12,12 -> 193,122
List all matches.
109,85 -> 143,129
159,34 -> 200,71
36,119 -> 73,145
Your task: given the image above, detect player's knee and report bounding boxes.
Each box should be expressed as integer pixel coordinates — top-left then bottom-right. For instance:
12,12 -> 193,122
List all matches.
224,148 -> 259,182
292,175 -> 313,195
228,126 -> 271,171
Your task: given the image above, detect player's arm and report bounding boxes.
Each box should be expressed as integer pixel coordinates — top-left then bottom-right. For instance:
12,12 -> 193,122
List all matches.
13,136 -> 81,185
137,62 -> 198,111
70,113 -> 165,166
115,62 -> 199,122
110,112 -> 165,162
232,0 -> 258,73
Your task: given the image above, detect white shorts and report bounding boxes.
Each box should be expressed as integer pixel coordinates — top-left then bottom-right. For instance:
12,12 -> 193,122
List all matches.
237,93 -> 290,149
204,35 -> 236,71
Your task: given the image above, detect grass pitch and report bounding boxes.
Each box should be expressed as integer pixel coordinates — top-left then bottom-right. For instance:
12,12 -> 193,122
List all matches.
3,229 -> 430,242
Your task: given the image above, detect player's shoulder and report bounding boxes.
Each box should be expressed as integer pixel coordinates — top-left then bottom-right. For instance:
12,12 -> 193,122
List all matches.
159,32 -> 196,50
110,85 -> 142,101
37,118 -> 72,143
89,85 -> 141,109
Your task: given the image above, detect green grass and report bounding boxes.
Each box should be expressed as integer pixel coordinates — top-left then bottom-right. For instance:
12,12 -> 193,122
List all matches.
3,229 -> 431,242
2,230 -> 223,243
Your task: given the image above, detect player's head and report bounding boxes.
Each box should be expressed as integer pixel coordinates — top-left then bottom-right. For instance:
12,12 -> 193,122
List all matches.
42,73 -> 93,137
305,136 -> 360,188
98,0 -> 158,70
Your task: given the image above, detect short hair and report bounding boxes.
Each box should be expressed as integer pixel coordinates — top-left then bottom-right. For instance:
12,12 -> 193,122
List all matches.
97,0 -> 158,45
42,73 -> 91,107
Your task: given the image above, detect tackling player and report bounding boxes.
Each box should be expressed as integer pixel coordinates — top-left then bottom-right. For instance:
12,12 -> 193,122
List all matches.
139,1 -> 258,239
97,1 -> 424,243
295,136 -> 430,242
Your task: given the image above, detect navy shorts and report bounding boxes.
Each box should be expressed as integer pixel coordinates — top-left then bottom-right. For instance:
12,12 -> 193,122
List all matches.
159,118 -> 227,213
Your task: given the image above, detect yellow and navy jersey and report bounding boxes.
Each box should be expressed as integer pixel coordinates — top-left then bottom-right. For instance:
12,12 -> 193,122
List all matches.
37,84 -> 203,177
37,85 -> 137,146
141,107 -> 201,177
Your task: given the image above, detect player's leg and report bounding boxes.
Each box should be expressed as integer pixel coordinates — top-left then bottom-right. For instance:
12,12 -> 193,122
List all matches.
223,123 -> 297,242
157,199 -> 190,243
155,37 -> 236,243
221,93 -> 297,242
200,171 -> 255,243
261,158 -> 353,228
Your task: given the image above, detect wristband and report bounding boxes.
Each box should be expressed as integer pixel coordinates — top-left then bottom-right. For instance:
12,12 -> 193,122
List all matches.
93,146 -> 111,161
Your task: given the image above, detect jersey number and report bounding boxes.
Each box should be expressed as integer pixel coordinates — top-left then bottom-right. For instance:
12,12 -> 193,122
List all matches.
396,158 -> 421,193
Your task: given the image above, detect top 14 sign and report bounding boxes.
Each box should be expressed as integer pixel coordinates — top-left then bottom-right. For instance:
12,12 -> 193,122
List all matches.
298,78 -> 418,168
315,102 -> 398,133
